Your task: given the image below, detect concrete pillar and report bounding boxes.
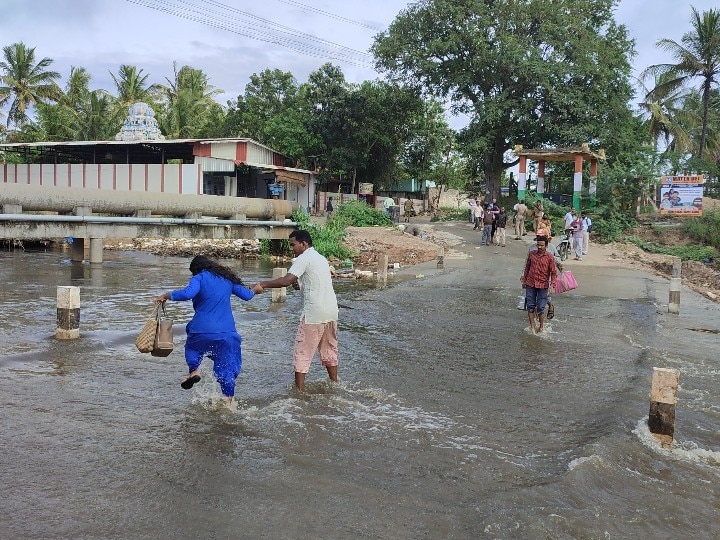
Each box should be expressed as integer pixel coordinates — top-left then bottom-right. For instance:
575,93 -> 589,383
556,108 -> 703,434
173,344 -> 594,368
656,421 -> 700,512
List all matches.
437,246 -> 445,269
668,257 -> 681,314
536,160 -> 545,198
518,155 -> 527,201
56,285 -> 80,339
2,204 -> 22,214
271,267 -> 287,303
573,154 -> 583,211
70,238 -> 85,262
648,367 -> 680,448
589,159 -> 598,208
89,238 -> 104,264
377,254 -> 389,282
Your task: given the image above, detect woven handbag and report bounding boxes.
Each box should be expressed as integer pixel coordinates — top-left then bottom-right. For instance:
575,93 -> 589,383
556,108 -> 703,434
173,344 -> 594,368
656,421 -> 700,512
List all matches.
151,305 -> 174,357
135,305 -> 160,353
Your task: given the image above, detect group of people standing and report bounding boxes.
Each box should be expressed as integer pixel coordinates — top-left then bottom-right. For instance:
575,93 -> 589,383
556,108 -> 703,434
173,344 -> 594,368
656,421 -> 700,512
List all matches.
469,197 -> 508,247
155,229 -> 339,407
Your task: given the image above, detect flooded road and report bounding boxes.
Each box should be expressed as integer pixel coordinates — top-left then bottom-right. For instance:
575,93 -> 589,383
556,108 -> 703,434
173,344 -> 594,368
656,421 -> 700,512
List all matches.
1,228 -> 718,539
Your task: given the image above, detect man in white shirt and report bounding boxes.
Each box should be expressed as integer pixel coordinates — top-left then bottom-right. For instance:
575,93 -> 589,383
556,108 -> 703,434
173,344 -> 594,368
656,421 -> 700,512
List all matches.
383,196 -> 396,217
253,230 -> 339,391
581,212 -> 592,255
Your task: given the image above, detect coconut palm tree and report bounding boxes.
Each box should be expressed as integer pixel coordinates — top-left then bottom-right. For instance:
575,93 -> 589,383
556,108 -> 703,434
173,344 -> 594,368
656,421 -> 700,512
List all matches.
160,63 -> 222,139
638,73 -> 696,153
110,64 -> 162,111
641,7 -> 720,160
0,42 -> 61,128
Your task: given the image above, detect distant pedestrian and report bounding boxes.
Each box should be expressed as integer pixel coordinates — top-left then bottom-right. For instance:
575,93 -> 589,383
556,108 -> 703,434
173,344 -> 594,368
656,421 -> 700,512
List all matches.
513,200 -> 528,239
481,204 -> 494,245
533,200 -> 544,233
494,207 -> 507,247
468,197 -> 478,224
570,214 -> 584,260
383,196 -> 395,218
326,196 -> 334,216
581,212 -> 592,255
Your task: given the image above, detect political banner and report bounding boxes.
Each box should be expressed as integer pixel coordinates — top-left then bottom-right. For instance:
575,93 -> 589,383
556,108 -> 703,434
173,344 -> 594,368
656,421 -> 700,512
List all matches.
659,175 -> 704,216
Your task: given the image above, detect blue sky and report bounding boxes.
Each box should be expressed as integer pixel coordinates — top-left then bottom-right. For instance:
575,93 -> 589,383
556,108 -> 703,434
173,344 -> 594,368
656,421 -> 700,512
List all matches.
1,0 -> 718,129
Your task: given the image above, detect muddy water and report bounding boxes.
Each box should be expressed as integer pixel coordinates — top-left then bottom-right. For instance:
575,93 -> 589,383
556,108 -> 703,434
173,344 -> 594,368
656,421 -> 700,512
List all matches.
0,241 -> 718,539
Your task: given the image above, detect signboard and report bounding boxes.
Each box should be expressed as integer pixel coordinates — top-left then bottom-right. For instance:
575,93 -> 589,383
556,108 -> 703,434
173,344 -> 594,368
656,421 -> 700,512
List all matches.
659,175 -> 704,216
358,182 -> 374,195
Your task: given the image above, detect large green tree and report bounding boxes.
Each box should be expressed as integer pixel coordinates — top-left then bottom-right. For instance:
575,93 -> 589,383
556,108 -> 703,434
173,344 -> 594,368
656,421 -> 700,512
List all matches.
0,42 -> 61,128
642,7 -> 720,161
225,69 -> 319,161
372,0 -> 636,196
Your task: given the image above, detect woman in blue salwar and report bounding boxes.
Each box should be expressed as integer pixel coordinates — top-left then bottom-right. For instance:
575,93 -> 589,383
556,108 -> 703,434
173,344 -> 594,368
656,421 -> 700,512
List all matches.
156,255 -> 254,407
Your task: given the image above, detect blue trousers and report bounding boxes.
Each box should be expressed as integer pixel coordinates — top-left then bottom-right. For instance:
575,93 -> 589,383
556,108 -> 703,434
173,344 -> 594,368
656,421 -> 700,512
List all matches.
525,286 -> 549,315
184,332 -> 242,397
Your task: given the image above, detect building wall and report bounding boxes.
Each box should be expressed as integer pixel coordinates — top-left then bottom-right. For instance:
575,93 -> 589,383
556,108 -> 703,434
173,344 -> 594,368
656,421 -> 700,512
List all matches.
1,163 -> 202,195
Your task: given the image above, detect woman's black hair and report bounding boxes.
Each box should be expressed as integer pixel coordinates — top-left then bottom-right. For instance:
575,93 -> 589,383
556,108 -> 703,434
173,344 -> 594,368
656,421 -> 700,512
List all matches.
189,255 -> 244,284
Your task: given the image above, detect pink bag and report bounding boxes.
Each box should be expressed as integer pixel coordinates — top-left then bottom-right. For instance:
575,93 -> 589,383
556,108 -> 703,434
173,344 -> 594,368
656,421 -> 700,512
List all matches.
554,270 -> 578,294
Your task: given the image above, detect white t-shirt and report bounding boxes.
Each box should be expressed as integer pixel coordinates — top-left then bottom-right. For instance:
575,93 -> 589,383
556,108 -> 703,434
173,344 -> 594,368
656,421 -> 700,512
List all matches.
383,197 -> 395,209
288,247 -> 339,323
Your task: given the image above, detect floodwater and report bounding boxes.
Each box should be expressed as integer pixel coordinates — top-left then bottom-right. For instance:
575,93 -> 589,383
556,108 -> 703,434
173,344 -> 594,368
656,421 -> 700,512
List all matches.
1,235 -> 718,539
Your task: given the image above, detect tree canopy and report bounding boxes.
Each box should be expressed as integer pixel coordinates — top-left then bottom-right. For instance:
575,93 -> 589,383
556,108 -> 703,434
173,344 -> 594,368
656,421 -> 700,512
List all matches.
372,0 -> 636,196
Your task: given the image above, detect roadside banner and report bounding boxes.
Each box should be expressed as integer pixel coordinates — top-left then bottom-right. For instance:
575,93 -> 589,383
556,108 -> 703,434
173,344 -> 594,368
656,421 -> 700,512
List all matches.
359,183 -> 374,195
659,175 -> 704,216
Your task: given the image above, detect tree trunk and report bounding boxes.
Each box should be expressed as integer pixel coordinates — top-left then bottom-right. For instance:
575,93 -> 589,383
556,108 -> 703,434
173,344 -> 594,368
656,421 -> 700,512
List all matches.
483,135 -> 507,199
699,80 -> 711,160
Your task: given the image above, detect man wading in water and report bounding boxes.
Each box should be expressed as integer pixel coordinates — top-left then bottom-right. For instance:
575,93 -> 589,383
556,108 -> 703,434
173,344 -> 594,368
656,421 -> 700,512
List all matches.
521,233 -> 557,334
252,230 -> 339,392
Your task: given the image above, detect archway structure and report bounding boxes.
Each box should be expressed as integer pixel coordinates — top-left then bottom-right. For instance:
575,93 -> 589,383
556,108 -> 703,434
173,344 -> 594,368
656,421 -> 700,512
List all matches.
513,144 -> 606,210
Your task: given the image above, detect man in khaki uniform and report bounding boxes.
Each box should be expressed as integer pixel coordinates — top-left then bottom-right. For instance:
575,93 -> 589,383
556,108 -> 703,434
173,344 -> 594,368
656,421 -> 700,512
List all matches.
513,200 -> 528,239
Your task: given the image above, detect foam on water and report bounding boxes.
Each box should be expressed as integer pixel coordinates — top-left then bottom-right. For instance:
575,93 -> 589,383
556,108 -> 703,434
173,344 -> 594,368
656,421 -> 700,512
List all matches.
633,418 -> 720,470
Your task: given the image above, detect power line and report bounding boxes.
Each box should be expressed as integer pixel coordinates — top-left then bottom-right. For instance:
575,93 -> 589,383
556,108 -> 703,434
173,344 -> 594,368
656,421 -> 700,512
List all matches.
271,0 -> 383,32
124,0 -> 377,69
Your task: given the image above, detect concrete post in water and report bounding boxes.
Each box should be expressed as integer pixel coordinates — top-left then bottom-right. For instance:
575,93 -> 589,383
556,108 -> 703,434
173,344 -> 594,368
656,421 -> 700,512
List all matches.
648,367 -> 680,448
70,237 -> 85,262
668,257 -> 681,314
437,246 -> 445,269
56,286 -> 80,339
89,238 -> 104,264
271,267 -> 287,303
377,254 -> 389,282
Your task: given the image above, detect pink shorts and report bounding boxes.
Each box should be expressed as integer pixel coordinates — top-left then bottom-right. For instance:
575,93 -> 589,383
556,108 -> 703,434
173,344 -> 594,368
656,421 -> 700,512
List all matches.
292,318 -> 338,374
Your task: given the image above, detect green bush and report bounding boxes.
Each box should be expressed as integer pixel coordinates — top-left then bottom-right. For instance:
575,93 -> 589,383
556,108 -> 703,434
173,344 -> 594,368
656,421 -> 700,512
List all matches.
626,235 -> 717,262
331,200 -> 392,227
259,206 -> 358,260
682,209 -> 720,251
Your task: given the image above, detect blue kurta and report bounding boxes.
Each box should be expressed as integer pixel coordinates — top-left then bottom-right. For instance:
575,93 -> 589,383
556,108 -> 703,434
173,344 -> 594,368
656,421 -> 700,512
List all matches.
169,270 -> 254,397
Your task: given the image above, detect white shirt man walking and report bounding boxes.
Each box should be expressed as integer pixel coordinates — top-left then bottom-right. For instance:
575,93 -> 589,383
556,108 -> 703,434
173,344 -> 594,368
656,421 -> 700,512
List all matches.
252,230 -> 339,392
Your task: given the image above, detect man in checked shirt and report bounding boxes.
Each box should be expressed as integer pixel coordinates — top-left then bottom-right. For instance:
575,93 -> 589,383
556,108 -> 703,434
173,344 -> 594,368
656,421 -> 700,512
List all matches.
521,233 -> 558,334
